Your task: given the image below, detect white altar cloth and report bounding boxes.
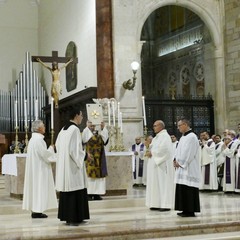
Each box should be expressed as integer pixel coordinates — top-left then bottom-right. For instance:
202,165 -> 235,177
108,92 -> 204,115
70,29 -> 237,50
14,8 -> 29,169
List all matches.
106,151 -> 133,157
2,154 -> 27,176
1,152 -> 132,177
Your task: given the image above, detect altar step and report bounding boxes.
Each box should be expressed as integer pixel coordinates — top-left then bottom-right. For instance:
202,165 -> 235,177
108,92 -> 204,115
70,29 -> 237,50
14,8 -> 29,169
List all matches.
1,187 -> 240,240
0,196 -> 145,215
0,191 -> 240,240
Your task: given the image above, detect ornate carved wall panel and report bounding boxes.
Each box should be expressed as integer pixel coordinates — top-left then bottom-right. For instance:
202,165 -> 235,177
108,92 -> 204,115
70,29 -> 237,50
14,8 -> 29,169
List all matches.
146,97 -> 214,139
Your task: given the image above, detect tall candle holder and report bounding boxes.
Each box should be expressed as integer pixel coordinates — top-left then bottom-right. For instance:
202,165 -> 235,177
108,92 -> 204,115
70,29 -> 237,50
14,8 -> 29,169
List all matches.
116,128 -> 125,151
107,125 -> 115,151
50,128 -> 54,145
143,126 -> 148,138
23,126 -> 29,153
14,126 -> 21,154
107,125 -> 125,152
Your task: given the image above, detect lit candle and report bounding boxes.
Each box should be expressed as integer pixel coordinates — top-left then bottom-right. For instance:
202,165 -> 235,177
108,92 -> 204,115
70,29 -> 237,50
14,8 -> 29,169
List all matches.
107,101 -> 111,126
112,101 -> 115,127
142,96 -> 147,126
117,102 -> 120,126
51,98 -> 54,129
35,99 -> 38,120
15,100 -> 18,127
24,100 -> 27,127
120,112 -> 123,133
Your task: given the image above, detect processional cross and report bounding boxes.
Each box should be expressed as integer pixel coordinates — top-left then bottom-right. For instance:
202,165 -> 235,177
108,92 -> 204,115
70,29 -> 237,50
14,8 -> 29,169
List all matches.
32,51 -> 78,108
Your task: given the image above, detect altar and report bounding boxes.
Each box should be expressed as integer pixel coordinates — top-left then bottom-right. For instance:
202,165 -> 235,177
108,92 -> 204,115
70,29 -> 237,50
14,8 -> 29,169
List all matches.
2,154 -> 27,199
2,152 -> 133,199
105,151 -> 133,195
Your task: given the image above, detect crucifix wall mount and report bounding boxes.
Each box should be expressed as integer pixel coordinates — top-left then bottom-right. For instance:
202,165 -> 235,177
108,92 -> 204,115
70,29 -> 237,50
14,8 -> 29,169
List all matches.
32,51 -> 78,108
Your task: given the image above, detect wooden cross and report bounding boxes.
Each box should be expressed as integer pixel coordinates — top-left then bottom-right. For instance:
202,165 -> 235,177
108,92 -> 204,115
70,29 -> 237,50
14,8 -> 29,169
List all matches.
31,50 -> 78,64
32,51 -> 78,109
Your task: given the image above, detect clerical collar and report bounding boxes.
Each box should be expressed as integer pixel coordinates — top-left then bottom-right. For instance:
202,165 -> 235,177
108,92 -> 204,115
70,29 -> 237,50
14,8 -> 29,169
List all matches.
63,121 -> 77,130
183,129 -> 192,136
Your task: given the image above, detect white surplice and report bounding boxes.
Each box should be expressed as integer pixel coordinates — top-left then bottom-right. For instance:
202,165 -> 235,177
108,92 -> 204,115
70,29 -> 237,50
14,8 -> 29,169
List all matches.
146,129 -> 174,209
215,141 -> 224,166
174,132 -> 200,188
235,147 -> 240,192
22,133 -> 57,213
131,143 -> 145,185
142,146 -> 149,185
221,139 -> 239,192
200,139 -> 218,190
55,125 -> 87,192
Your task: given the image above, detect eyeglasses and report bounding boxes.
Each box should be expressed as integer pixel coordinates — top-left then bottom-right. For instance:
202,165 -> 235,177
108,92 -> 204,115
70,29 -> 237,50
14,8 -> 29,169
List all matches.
153,124 -> 159,127
177,123 -> 184,127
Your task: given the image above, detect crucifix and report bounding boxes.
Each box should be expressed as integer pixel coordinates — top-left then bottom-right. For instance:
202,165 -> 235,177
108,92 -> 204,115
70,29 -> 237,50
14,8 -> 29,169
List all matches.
32,51 -> 78,108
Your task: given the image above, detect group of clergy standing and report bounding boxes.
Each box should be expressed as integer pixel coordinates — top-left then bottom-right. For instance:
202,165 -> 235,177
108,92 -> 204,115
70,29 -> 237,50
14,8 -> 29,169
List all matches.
200,128 -> 240,193
22,106 -> 109,226
131,121 -> 240,217
22,107 -> 240,225
132,118 -> 200,217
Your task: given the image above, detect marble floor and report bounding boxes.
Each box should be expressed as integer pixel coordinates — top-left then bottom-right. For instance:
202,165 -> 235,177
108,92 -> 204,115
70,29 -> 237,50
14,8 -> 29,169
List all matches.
0,182 -> 240,240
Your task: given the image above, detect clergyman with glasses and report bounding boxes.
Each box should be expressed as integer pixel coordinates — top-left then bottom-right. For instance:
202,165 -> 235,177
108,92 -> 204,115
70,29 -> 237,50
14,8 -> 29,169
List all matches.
174,118 -> 201,217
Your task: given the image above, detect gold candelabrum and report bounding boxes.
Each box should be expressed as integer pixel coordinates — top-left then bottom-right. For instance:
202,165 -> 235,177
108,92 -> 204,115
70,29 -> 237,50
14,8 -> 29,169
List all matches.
50,128 -> 54,145
143,125 -> 148,138
23,126 -> 29,153
14,126 -> 21,154
107,125 -> 125,152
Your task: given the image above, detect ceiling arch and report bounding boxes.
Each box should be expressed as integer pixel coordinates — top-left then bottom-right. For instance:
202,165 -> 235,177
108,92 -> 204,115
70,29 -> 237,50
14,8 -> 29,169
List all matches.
136,0 -> 223,49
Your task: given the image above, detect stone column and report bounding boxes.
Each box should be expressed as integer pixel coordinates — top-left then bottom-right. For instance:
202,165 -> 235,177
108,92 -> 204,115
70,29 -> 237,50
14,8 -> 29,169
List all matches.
214,47 -> 227,132
96,0 -> 114,99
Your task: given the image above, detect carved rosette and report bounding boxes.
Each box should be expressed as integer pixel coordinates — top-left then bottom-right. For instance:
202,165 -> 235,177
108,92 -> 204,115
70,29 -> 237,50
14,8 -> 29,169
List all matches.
194,62 -> 205,96
194,62 -> 204,82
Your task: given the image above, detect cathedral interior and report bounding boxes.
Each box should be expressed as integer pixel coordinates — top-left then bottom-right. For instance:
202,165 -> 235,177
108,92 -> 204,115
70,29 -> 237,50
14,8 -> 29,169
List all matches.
0,0 -> 240,239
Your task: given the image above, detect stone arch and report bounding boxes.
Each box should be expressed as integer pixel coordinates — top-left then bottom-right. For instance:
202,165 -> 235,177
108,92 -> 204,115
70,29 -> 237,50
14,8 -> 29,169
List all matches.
135,0 -> 226,132
136,1 -> 222,48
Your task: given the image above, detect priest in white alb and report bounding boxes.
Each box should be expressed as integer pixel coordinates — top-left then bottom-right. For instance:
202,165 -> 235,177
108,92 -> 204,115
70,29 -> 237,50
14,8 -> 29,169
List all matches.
221,133 -> 239,192
214,134 -> 224,189
131,136 -> 145,187
174,118 -> 200,217
55,107 -> 91,225
145,120 -> 174,211
199,131 -> 218,190
22,120 -> 57,218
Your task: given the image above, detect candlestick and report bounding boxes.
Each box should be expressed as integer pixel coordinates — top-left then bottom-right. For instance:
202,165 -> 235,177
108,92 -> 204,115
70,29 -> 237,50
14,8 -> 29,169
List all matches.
120,112 -> 123,133
51,97 -> 54,129
107,101 -> 111,126
15,100 -> 18,127
50,128 -> 54,145
24,126 -> 29,153
112,101 -> 115,127
24,100 -> 27,127
142,96 -> 147,126
144,125 -> 148,137
117,102 -> 120,125
14,126 -> 21,154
